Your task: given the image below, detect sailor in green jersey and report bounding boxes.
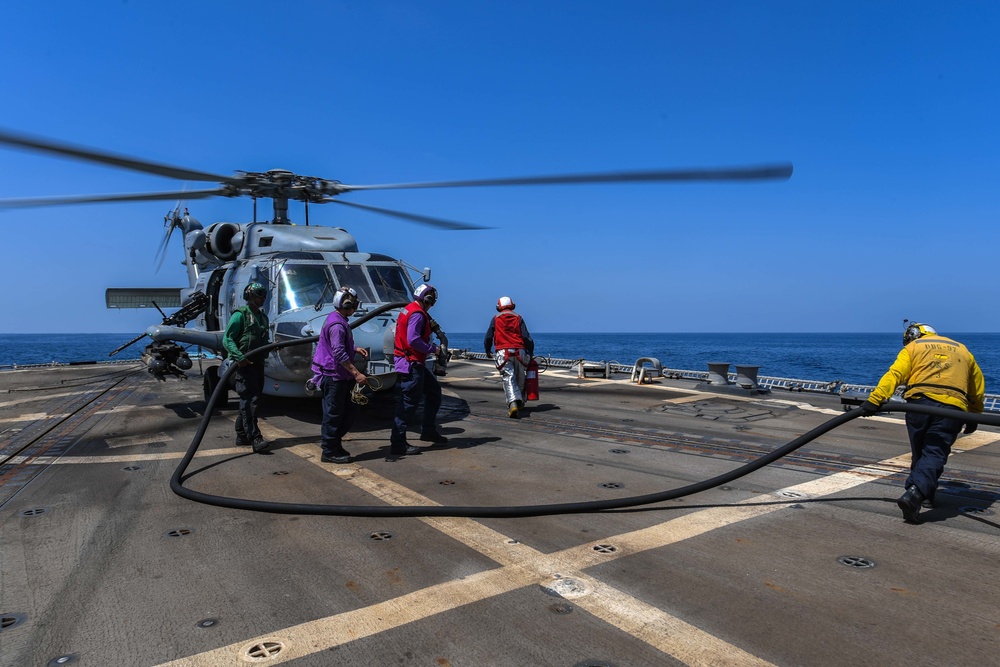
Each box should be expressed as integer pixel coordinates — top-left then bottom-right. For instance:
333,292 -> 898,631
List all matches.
222,282 -> 271,452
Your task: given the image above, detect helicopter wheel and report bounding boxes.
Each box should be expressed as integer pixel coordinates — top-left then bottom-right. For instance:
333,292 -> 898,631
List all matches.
203,365 -> 229,409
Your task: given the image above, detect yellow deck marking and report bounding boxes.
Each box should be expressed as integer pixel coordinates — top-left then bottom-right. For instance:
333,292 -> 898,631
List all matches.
0,412 -> 52,423
14,447 -> 248,465
105,432 -> 173,449
0,403 -> 157,424
0,390 -> 88,409
576,579 -> 777,667
161,419 -> 1000,667
95,404 -> 150,414
666,394 -> 713,404
0,392 -> 159,412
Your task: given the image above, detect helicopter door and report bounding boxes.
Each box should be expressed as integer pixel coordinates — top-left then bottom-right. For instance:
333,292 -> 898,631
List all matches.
205,269 -> 226,331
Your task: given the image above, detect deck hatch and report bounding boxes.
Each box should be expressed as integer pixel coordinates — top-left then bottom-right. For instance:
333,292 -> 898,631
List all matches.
18,507 -> 47,517
1,613 -> 26,631
243,640 -> 285,661
837,556 -> 876,569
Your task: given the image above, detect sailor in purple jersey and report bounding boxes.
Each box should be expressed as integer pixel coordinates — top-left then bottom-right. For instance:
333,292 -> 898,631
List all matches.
311,287 -> 368,464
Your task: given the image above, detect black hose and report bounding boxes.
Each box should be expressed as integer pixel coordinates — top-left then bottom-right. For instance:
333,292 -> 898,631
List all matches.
172,330 -> 1000,517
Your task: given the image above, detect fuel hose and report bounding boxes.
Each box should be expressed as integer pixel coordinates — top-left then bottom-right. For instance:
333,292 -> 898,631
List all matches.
171,323 -> 1000,517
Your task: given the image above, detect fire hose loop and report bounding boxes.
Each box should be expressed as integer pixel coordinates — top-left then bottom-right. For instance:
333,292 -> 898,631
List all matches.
171,318 -> 1000,517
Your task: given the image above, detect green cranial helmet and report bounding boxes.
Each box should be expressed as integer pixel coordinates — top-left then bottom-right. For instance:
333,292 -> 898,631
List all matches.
243,282 -> 267,301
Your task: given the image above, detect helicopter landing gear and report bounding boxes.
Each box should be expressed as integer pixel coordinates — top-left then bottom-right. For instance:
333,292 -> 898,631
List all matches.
203,365 -> 229,409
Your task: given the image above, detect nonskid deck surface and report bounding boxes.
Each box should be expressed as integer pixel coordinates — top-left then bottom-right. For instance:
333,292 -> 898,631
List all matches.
1,360 -> 997,666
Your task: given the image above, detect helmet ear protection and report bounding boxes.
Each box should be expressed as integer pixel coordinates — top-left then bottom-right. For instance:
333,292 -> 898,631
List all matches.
333,286 -> 359,310
243,282 -> 267,301
414,284 -> 437,307
496,296 -> 515,312
903,321 -> 936,346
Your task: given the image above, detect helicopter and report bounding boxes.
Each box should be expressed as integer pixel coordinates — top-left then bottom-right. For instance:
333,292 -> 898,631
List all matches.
0,128 -> 792,401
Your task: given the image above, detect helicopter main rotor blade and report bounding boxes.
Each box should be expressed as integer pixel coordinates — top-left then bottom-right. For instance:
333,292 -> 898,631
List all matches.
0,188 -> 227,210
334,163 -> 793,192
0,128 -> 240,184
328,199 -> 490,231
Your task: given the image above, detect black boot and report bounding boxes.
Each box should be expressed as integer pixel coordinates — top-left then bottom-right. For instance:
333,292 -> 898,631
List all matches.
897,486 -> 924,524
389,443 -> 422,456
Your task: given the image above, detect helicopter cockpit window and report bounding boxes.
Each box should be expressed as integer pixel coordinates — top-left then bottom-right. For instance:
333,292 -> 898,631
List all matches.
331,265 -> 377,304
368,265 -> 411,304
277,264 -> 332,313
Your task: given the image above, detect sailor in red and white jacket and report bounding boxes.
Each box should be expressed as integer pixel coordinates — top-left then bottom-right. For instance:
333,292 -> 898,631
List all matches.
484,296 -> 535,418
389,284 -> 448,453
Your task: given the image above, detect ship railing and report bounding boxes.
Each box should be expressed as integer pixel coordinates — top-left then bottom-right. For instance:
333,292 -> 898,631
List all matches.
0,359 -> 144,371
449,350 -> 1000,412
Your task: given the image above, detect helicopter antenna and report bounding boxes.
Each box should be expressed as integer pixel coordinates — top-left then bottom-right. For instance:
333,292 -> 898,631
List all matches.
151,299 -> 169,321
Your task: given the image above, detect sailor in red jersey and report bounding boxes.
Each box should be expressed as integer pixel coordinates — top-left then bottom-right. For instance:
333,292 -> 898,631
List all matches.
390,284 -> 448,454
484,296 -> 535,418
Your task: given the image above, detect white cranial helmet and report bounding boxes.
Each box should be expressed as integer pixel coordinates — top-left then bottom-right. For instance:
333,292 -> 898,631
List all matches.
333,286 -> 359,310
414,284 -> 437,306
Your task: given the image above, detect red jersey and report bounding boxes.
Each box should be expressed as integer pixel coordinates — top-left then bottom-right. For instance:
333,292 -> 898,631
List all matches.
492,312 -> 525,349
394,301 -> 432,362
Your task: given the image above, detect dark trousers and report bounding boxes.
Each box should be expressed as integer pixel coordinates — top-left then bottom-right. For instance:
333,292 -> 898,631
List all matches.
321,376 -> 358,455
233,363 -> 265,443
904,396 -> 964,500
390,364 -> 441,445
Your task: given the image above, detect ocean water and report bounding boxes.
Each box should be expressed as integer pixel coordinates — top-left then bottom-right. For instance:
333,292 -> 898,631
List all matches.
3,332 -> 1000,389
0,333 -> 146,367
446,332 -> 1000,389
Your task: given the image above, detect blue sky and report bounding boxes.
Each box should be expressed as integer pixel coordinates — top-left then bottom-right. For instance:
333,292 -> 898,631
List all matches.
1,1 -> 998,334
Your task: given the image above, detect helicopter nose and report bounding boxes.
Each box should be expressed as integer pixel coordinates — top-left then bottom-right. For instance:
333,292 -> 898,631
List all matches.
271,312 -> 327,377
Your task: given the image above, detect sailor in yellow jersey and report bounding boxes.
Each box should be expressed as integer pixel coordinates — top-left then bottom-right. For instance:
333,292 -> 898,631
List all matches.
860,322 -> 985,523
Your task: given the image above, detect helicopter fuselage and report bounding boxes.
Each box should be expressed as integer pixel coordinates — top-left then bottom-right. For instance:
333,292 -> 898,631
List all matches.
139,213 -> 423,398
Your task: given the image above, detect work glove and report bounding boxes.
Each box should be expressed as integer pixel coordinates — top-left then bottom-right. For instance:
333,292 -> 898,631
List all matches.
858,401 -> 880,417
964,421 -> 978,435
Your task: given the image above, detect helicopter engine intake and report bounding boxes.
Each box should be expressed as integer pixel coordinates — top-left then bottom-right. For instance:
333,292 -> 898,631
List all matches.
205,222 -> 244,261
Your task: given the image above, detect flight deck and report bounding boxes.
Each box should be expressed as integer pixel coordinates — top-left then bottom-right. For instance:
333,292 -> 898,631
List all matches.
1,358 -> 998,666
